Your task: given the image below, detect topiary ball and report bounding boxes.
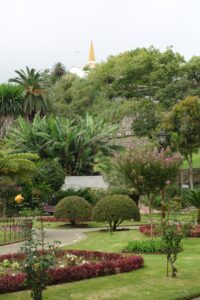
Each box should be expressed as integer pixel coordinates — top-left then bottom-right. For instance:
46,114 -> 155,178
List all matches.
93,194 -> 140,231
54,196 -> 92,225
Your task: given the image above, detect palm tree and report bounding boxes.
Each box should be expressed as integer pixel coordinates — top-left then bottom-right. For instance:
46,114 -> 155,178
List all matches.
184,189 -> 200,224
0,150 -> 38,216
0,84 -> 23,137
9,67 -> 51,121
51,62 -> 66,81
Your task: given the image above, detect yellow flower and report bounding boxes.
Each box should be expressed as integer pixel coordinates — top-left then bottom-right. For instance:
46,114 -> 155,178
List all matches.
15,194 -> 24,204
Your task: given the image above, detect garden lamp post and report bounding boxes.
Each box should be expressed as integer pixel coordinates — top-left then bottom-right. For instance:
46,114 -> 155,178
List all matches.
157,130 -> 169,219
157,130 -> 169,150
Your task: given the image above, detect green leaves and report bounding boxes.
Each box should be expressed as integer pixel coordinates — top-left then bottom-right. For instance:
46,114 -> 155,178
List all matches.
9,67 -> 51,121
6,114 -> 117,175
0,151 -> 38,179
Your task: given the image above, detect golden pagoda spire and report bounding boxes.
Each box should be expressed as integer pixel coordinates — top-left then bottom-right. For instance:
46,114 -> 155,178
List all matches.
88,40 -> 96,68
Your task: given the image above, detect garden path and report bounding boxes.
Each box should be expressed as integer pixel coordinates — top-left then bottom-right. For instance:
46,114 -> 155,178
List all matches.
0,227 -> 97,255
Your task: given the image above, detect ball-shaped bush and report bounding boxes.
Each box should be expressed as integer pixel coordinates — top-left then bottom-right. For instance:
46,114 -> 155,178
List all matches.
93,194 -> 140,231
54,196 -> 92,225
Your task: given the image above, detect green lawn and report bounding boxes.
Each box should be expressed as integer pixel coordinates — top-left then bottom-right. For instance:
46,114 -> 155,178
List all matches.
183,151 -> 200,168
1,229 -> 200,300
33,211 -> 197,230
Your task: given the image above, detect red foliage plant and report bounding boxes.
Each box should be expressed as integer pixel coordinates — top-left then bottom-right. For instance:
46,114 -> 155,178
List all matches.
139,224 -> 200,238
0,250 -> 144,294
37,216 -> 68,223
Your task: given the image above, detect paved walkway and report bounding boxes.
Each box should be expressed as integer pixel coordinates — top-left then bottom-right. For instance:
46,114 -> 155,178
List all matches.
0,228 -> 97,255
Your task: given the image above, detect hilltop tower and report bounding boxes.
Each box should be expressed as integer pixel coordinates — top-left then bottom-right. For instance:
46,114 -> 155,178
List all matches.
88,40 -> 96,68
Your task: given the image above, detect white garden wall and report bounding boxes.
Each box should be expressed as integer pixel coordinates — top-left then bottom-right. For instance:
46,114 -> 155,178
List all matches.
62,176 -> 108,190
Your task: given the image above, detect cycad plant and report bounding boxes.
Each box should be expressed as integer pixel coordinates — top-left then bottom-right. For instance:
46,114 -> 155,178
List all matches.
9,67 -> 51,121
184,189 -> 200,224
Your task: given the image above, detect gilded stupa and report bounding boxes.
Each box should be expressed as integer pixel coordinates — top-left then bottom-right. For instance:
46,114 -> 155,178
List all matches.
88,40 -> 96,68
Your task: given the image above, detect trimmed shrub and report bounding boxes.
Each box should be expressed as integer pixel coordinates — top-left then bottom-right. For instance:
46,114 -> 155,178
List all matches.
54,196 -> 92,225
124,240 -> 166,253
93,194 -> 140,231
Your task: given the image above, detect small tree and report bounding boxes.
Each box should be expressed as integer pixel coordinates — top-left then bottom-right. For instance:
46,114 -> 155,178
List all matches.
54,196 -> 92,225
21,221 -> 57,300
93,194 -> 140,231
161,219 -> 188,278
113,146 -> 182,237
164,96 -> 200,189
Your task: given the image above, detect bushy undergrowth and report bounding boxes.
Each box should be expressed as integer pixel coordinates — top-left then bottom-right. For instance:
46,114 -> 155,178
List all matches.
124,240 -> 167,253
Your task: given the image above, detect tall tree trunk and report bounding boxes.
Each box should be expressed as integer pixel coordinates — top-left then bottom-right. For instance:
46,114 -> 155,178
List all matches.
2,198 -> 6,218
148,195 -> 153,239
0,116 -> 13,138
188,153 -> 194,190
161,189 -> 165,219
197,208 -> 200,225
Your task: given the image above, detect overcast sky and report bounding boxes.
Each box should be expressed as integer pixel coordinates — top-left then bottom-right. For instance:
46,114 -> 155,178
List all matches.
0,0 -> 200,82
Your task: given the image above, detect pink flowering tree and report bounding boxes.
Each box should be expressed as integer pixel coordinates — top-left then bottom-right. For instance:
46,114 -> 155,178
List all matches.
113,146 -> 182,237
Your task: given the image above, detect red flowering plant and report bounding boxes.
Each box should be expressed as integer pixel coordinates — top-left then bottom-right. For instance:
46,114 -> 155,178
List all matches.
0,250 -> 144,294
113,145 -> 182,237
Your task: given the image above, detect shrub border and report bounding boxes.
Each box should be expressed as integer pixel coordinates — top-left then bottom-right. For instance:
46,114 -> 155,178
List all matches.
0,250 -> 144,294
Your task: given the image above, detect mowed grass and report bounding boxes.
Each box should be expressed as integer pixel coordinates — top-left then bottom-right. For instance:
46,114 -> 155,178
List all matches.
183,151 -> 200,168
1,229 -> 200,300
33,211 -> 197,230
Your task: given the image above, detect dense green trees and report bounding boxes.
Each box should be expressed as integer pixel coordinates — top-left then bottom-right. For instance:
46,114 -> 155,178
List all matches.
46,47 -> 200,129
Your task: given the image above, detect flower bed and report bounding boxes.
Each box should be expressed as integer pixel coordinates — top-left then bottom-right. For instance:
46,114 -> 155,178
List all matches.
139,224 -> 200,238
0,250 -> 144,293
139,225 -> 161,236
189,225 -> 200,237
